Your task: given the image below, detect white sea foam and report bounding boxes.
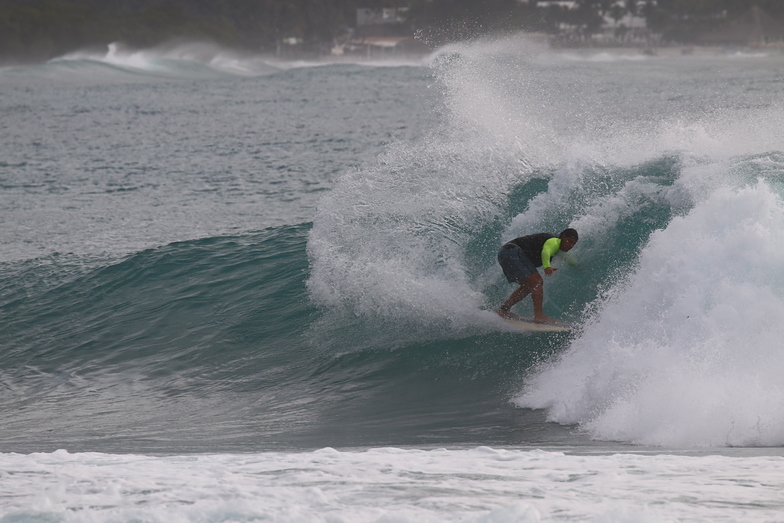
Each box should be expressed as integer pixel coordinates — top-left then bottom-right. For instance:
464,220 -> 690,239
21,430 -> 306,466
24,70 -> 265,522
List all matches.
2,448 -> 782,522
56,42 -> 282,77
516,181 -> 784,446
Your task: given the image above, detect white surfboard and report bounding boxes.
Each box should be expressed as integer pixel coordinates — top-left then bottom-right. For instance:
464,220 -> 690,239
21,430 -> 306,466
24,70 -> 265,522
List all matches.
501,317 -> 572,333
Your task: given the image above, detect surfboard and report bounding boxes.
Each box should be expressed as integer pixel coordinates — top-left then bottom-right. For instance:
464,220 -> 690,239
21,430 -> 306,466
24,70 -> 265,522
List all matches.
501,317 -> 572,333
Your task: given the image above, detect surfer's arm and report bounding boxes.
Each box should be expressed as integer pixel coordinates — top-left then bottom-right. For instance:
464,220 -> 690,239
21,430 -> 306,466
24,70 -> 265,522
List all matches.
541,238 -> 561,274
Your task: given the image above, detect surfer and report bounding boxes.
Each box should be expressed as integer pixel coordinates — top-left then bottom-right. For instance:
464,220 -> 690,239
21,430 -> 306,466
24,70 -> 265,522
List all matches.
496,228 -> 578,323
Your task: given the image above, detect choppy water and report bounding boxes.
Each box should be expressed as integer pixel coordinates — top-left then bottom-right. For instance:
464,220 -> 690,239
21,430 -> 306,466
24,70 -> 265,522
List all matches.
2,39 -> 784,521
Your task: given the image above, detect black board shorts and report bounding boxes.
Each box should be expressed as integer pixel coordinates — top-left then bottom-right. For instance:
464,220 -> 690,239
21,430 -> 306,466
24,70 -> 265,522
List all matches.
497,243 -> 538,283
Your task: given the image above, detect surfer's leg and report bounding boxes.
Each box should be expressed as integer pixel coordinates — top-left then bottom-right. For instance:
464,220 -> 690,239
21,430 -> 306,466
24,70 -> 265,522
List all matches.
528,273 -> 554,324
497,284 -> 530,318
496,245 -> 540,319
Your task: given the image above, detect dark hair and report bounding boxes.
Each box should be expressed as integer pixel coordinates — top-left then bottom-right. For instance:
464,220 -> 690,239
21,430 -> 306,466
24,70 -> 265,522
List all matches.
560,228 -> 578,240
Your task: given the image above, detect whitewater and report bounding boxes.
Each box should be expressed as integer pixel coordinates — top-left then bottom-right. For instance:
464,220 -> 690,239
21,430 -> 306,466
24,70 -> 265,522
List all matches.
2,39 -> 784,521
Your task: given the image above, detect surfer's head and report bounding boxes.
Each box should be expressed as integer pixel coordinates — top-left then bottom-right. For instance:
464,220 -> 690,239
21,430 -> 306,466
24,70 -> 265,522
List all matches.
559,228 -> 578,251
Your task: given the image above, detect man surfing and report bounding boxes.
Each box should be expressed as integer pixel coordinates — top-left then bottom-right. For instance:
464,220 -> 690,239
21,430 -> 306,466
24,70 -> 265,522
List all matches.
496,228 -> 578,323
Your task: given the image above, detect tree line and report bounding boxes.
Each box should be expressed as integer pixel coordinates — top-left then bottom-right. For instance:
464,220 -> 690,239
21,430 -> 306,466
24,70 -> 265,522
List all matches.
1,0 -> 782,64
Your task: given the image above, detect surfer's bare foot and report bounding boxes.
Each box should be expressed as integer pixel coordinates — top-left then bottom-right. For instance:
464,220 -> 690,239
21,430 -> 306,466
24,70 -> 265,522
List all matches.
496,308 -> 519,319
533,314 -> 555,324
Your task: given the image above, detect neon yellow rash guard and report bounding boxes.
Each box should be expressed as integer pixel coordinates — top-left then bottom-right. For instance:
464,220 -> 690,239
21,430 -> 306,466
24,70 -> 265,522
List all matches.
541,237 -> 561,269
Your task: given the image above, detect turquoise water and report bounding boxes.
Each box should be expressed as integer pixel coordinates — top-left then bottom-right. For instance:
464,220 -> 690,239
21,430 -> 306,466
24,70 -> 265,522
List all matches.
3,43 -> 784,453
2,40 -> 784,522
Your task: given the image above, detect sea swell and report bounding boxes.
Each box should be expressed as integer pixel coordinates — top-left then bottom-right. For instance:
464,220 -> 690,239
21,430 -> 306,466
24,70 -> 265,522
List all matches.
3,153 -> 784,451
3,40 -> 784,452
0,221 -> 579,453
0,225 -> 318,451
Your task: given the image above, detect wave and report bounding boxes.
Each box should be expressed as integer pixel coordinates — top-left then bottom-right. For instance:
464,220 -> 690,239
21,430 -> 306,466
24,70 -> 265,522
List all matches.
0,222 -> 575,452
515,178 -> 784,447
0,226 -> 319,449
0,225 -> 312,373
6,158 -> 784,450
307,43 -> 784,448
5,36 -> 784,450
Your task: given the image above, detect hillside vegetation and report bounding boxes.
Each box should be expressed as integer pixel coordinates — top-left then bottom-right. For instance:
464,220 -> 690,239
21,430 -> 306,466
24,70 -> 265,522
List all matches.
1,0 -> 782,63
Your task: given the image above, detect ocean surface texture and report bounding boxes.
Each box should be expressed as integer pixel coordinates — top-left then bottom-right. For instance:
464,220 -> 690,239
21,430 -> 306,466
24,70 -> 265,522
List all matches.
2,40 -> 784,521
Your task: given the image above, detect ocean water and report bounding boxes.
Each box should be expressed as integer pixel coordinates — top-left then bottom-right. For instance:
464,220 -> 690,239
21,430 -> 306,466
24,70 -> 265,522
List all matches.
2,39 -> 784,521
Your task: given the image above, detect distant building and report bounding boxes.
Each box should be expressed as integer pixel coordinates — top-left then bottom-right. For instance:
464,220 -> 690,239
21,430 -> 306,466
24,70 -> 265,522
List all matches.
356,8 -> 407,27
355,7 -> 409,38
342,7 -> 427,57
593,1 -> 656,46
541,0 -> 660,46
697,6 -> 784,46
536,1 -> 577,9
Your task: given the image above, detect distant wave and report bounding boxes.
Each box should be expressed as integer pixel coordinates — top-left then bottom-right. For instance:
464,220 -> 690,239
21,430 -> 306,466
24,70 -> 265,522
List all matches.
52,42 -> 283,78
38,41 -> 428,80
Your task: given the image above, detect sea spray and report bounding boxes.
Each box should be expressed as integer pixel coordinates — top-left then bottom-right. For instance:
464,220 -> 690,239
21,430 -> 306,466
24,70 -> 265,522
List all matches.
306,136 -> 516,330
516,181 -> 784,446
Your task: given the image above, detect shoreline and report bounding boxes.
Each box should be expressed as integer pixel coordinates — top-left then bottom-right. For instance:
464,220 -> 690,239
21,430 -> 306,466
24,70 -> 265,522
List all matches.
554,44 -> 784,58
3,39 -> 784,70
